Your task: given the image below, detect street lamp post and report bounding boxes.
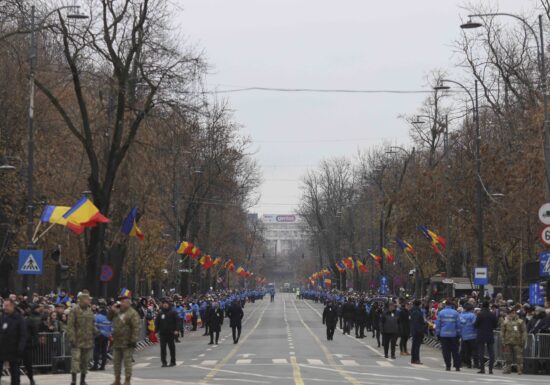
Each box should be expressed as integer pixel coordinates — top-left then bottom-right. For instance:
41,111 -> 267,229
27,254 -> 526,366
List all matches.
462,13 -> 549,197
23,5 -> 87,291
435,79 -> 484,295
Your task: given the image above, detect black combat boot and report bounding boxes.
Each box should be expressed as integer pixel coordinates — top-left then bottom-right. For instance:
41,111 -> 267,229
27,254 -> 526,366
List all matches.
71,373 -> 77,385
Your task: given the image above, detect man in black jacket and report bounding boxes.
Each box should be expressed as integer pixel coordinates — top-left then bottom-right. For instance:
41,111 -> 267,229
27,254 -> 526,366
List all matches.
355,301 -> 367,338
409,300 -> 426,364
474,301 -> 498,374
398,302 -> 411,356
0,299 -> 27,385
226,300 -> 244,344
342,299 -> 355,335
207,303 -> 224,345
322,302 -> 339,340
155,299 -> 178,367
381,303 -> 400,359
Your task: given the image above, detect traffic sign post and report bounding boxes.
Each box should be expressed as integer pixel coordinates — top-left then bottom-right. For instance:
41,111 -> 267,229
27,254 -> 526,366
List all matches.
540,252 -> 550,277
541,226 -> 550,246
18,249 -> 43,275
100,264 -> 114,282
379,276 -> 389,295
539,203 -> 550,225
529,282 -> 545,306
473,267 -> 489,286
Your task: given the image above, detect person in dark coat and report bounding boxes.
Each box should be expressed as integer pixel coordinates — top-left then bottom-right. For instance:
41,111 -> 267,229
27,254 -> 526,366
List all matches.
341,299 -> 355,335
371,304 -> 382,347
337,302 -> 343,330
474,301 -> 498,374
207,303 -> 224,345
355,302 -> 367,338
322,301 -> 339,340
409,299 -> 426,364
0,299 -> 27,385
155,299 -> 179,367
22,306 -> 38,385
225,301 -> 244,344
380,303 -> 400,359
398,302 -> 411,355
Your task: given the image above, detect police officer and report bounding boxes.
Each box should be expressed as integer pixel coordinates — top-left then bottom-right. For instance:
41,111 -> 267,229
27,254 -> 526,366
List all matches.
226,300 -> 244,344
0,298 -> 27,385
502,309 -> 527,375
371,303 -> 382,348
156,299 -> 178,367
435,299 -> 461,371
459,303 -> 478,369
322,301 -> 339,340
109,294 -> 141,385
66,290 -> 98,385
92,305 -> 112,371
174,301 -> 186,342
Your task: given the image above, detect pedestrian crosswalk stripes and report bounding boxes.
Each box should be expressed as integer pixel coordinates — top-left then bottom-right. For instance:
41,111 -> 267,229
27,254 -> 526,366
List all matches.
376,361 -> 394,367
306,359 -> 323,365
272,358 -> 288,364
340,359 -> 359,366
201,360 -> 219,366
235,359 -> 252,364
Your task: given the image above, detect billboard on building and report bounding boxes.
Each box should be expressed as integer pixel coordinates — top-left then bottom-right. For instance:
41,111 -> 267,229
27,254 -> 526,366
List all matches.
262,214 -> 299,223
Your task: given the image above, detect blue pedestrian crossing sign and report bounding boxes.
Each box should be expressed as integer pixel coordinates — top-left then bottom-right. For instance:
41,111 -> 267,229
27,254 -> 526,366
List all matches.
18,249 -> 43,275
541,252 -> 550,277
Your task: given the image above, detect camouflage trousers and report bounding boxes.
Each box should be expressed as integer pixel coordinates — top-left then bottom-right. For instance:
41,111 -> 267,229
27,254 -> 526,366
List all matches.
113,348 -> 134,378
71,348 -> 92,374
503,343 -> 523,372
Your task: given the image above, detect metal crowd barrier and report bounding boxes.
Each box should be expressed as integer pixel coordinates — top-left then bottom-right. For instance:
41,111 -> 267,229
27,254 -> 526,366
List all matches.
31,332 -> 66,368
525,333 -> 550,359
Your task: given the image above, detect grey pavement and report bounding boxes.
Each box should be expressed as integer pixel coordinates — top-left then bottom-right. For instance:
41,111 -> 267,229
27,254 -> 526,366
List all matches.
29,294 -> 549,385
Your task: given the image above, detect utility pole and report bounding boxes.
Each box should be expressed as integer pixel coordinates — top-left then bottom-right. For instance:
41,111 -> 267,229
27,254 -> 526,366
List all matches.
474,80 -> 485,297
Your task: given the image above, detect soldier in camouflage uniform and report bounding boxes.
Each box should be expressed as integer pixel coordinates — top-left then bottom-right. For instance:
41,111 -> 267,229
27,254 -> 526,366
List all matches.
66,290 -> 98,385
108,295 -> 141,385
502,308 -> 527,374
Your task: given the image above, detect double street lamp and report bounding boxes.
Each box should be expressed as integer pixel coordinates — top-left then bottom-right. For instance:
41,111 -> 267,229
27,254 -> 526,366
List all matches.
461,13 -> 550,197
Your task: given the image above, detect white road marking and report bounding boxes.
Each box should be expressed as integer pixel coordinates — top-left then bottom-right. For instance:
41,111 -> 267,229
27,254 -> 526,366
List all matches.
133,363 -> 150,369
272,358 -> 288,364
235,359 -> 252,364
199,354 -> 205,357
307,359 -> 324,365
289,351 -> 295,355
340,359 -> 359,366
201,360 -> 218,365
176,361 -> 184,366
144,356 -> 156,361
376,361 -> 394,367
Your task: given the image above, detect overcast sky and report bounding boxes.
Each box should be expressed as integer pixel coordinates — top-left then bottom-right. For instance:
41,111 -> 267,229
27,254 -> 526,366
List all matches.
177,0 -> 533,214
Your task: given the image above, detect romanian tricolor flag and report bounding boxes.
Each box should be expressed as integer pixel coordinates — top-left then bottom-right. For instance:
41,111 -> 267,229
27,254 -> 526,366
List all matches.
324,278 -> 332,287
120,207 -> 144,240
63,197 -> 110,228
119,288 -> 131,298
212,257 -> 222,266
382,248 -> 395,264
370,252 -> 382,268
236,266 -> 246,277
176,241 -> 193,255
343,256 -> 355,269
356,259 -> 369,273
40,205 -> 84,235
224,259 -> 235,272
396,238 -> 416,255
419,226 -> 446,255
199,255 -> 214,270
336,261 -> 346,273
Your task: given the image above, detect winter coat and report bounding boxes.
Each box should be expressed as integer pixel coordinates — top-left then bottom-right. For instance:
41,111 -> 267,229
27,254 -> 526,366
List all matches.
474,309 -> 498,343
226,303 -> 244,328
0,311 -> 27,361
380,310 -> 399,335
207,308 -> 224,332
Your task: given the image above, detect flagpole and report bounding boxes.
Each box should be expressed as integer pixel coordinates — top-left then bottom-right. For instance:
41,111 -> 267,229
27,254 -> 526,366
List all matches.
31,221 -> 41,243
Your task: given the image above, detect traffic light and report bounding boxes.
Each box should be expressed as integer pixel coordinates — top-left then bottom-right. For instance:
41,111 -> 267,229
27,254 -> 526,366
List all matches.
59,264 -> 70,282
50,245 -> 61,263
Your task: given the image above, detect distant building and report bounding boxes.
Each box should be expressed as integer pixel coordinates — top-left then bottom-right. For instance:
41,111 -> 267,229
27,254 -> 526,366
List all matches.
259,214 -> 314,281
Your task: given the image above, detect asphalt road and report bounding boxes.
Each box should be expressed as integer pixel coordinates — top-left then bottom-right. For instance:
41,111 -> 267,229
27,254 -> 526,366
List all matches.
32,293 -> 549,385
